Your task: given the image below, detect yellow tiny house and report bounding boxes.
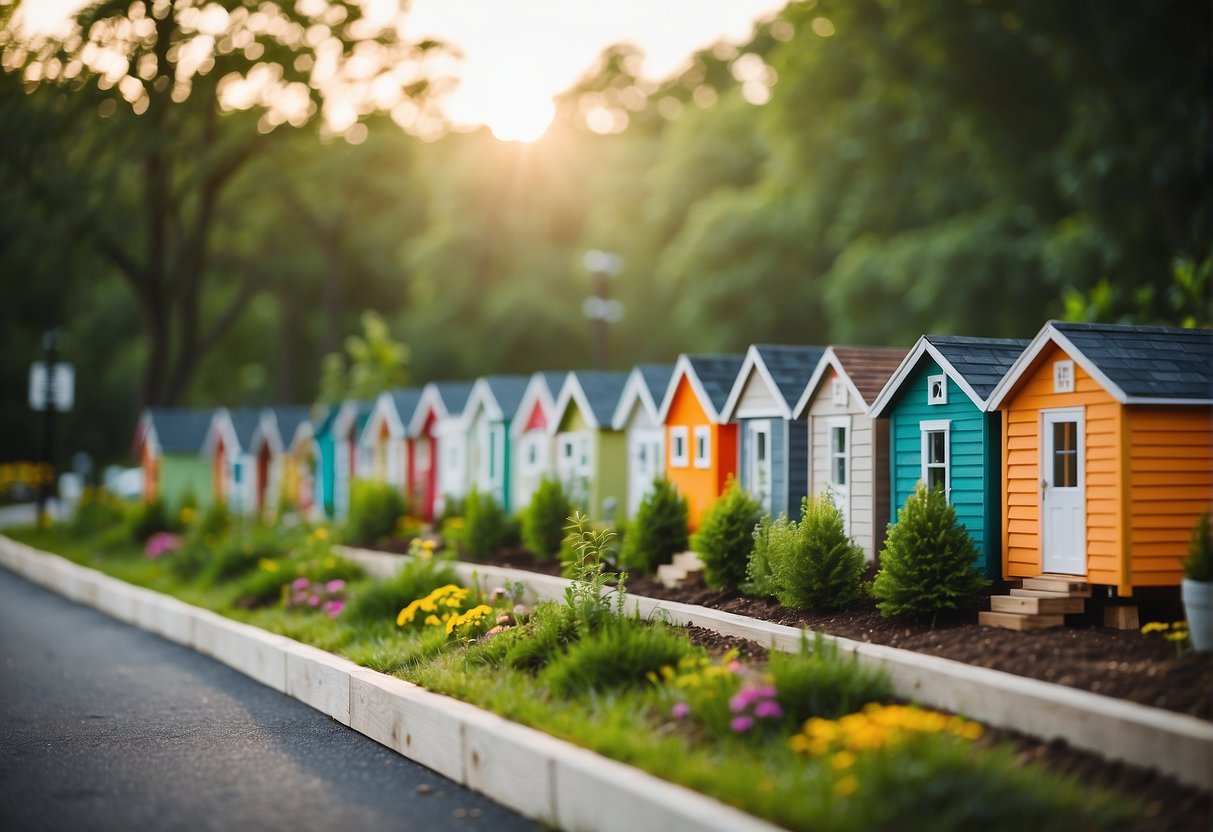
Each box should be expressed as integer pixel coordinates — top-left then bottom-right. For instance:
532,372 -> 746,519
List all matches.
988,322 -> 1213,595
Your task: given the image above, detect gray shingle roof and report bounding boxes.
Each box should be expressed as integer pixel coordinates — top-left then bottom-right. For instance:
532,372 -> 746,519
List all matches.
227,407 -> 263,450
1053,321 -> 1213,400
433,381 -> 474,416
571,371 -> 629,426
145,408 -> 214,453
687,355 -> 745,413
637,364 -> 675,403
481,375 -> 530,420
927,335 -> 1030,401
540,372 -> 565,397
267,405 -> 313,443
753,345 -> 826,407
387,388 -> 423,426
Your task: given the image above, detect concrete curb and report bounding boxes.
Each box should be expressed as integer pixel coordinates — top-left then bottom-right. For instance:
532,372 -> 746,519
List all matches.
0,535 -> 782,832
336,544 -> 1213,791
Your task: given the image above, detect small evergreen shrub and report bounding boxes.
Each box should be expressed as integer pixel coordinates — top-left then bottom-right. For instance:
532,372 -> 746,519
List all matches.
771,635 -> 892,724
618,478 -> 688,573
69,487 -> 126,539
871,483 -> 990,619
767,494 -> 865,610
1184,510 -> 1213,582
692,479 -> 763,589
460,488 -> 518,558
742,514 -> 779,597
521,477 -> 574,560
500,602 -> 579,672
343,480 -> 406,547
540,621 -> 692,696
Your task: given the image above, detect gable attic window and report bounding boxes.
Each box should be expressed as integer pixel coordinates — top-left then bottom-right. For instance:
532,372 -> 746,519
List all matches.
830,377 -> 847,406
927,374 -> 947,405
1053,360 -> 1075,394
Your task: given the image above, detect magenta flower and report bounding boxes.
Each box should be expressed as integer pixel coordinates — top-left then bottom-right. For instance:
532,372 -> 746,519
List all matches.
292,577 -> 310,590
730,716 -> 754,733
671,702 -> 691,720
325,579 -> 346,593
144,532 -> 183,560
754,700 -> 784,720
308,595 -> 320,607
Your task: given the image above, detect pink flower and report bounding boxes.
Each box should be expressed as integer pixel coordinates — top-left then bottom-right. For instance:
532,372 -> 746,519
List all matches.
144,532 -> 183,560
292,577 -> 310,590
671,702 -> 691,720
730,716 -> 754,733
308,595 -> 320,607
754,700 -> 784,720
325,579 -> 346,593
323,599 -> 345,618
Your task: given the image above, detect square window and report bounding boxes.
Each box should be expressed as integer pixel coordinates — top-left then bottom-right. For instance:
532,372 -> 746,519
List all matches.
1053,360 -> 1074,394
693,426 -> 711,469
927,374 -> 947,406
830,377 -> 847,406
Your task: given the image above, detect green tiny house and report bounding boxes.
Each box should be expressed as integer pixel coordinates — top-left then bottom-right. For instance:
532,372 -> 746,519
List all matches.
549,371 -> 629,524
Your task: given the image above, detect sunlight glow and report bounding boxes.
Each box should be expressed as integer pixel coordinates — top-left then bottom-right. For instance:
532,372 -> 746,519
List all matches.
485,94 -> 555,143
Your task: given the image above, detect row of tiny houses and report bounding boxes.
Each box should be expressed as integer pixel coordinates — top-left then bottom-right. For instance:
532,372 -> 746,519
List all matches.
134,321 -> 1212,599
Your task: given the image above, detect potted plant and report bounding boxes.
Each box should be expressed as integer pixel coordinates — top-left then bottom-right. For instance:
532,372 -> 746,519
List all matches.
1181,511 -> 1213,651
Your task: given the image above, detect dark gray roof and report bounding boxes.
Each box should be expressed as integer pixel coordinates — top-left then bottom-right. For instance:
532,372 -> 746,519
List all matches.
267,405 -> 313,442
481,375 -> 530,419
687,354 -> 745,413
540,372 -> 566,398
145,407 -> 214,453
637,364 -> 675,403
1052,321 -> 1213,400
432,381 -> 474,416
387,388 -> 423,425
926,335 -> 1030,401
753,345 -> 826,407
571,371 -> 629,426
227,407 -> 263,450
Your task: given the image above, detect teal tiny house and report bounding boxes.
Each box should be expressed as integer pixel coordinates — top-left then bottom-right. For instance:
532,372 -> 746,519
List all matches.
463,375 -> 530,512
867,335 -> 1028,576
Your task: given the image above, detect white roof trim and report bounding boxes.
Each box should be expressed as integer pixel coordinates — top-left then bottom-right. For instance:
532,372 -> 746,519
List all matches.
866,337 -> 990,418
611,367 -> 662,430
249,410 -> 285,457
290,419 -> 315,451
358,394 -> 403,450
201,408 -> 239,458
793,348 -> 867,419
510,373 -> 557,438
464,378 -> 505,425
656,355 -> 726,424
986,323 -> 1126,409
548,372 -> 599,435
136,411 -> 161,457
408,384 -> 449,438
721,345 -> 793,422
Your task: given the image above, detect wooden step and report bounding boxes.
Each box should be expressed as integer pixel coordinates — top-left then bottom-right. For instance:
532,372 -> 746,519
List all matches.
656,563 -> 694,589
672,551 -> 704,571
978,611 -> 1066,631
991,595 -> 1086,615
1021,576 -> 1091,596
1009,587 -> 1078,599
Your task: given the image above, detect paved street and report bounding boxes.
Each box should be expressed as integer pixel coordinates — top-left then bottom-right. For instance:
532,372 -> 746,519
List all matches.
0,567 -> 535,832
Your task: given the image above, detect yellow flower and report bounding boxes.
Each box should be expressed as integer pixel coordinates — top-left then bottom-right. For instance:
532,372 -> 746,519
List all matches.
830,751 -> 856,771
422,539 -> 436,550
179,507 -> 196,525
834,775 -> 859,797
258,558 -> 280,573
313,527 -> 329,541
1164,631 -> 1189,643
424,615 -> 441,627
1140,622 -> 1171,635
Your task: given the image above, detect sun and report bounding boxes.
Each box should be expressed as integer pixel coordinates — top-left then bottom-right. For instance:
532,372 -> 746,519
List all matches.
484,94 -> 556,143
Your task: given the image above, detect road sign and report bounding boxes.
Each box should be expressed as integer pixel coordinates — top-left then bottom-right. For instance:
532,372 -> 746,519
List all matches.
29,362 -> 74,411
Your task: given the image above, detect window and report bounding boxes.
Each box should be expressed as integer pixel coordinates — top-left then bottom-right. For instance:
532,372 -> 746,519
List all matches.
830,425 -> 847,487
1053,360 -> 1074,394
830,377 -> 847,406
927,374 -> 947,405
693,425 -> 711,469
919,419 -> 951,499
414,439 -> 430,470
527,439 -> 539,467
670,426 -> 689,468
1052,421 -> 1078,487
487,428 -> 497,478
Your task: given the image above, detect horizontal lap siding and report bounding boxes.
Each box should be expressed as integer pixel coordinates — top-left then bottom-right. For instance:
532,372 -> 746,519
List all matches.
807,390 -> 878,560
665,380 -> 715,530
1127,406 -> 1213,586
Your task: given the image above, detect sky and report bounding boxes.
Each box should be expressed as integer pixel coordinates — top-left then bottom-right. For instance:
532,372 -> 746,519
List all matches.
16,0 -> 787,141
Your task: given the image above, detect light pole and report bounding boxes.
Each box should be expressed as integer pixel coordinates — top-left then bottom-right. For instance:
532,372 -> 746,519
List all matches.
582,250 -> 623,370
37,329 -> 59,526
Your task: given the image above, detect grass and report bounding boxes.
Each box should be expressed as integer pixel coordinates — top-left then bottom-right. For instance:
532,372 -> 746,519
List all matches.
4,523 -> 1140,832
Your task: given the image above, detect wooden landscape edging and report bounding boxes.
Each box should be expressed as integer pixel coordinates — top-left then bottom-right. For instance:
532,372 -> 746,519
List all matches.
336,544 -> 1213,791
0,535 -> 783,832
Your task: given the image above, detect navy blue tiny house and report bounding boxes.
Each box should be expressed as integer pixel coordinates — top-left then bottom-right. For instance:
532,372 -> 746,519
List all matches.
721,345 -> 825,520
867,335 -> 1028,577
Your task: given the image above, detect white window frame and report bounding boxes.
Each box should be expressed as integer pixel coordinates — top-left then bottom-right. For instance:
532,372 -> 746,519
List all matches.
1053,360 -> 1075,394
693,425 -> 712,469
413,437 -> 431,471
927,373 -> 948,406
830,377 -> 848,406
919,419 -> 952,502
669,426 -> 689,468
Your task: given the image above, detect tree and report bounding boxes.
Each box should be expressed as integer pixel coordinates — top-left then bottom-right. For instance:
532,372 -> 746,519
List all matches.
0,0 -> 443,408
317,310 -> 408,404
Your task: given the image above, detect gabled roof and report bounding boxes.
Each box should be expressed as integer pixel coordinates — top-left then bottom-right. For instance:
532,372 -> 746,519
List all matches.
465,375 -> 530,423
611,364 -> 675,429
868,334 -> 1029,416
657,354 -> 745,423
987,321 -> 1213,408
510,372 -> 562,438
227,407 -> 264,450
201,406 -> 261,456
550,371 -> 628,433
722,345 -> 825,421
137,407 -> 214,455
793,346 -> 907,418
252,405 -> 314,455
361,388 -> 422,446
408,381 -> 475,436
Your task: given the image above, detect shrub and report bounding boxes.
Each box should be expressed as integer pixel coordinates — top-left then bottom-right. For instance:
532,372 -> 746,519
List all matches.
343,480 -> 407,547
128,497 -> 174,544
767,495 -> 866,610
169,502 -> 233,580
692,479 -> 763,589
521,477 -> 574,559
742,514 -> 778,597
871,482 -> 990,619
69,487 -> 126,539
541,621 -> 692,697
460,488 -> 518,558
488,602 -> 579,673
344,545 -> 459,625
200,524 -> 290,586
1184,510 -> 1213,582
771,635 -> 891,724
619,478 -> 688,573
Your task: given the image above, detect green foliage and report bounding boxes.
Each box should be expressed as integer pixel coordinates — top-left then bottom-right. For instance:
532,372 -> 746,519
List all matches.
317,311 -> 409,405
562,511 -> 628,634
69,487 -> 127,539
458,488 -> 518,559
521,477 -> 574,560
771,635 -> 892,724
766,495 -> 866,611
342,479 -> 407,547
344,553 -> 459,625
470,602 -> 579,674
742,514 -> 778,597
692,479 -> 763,589
619,478 -> 688,573
128,498 -> 174,544
541,621 -> 693,697
1184,511 -> 1213,582
200,525 -> 290,587
872,483 -> 990,619
233,551 -> 363,609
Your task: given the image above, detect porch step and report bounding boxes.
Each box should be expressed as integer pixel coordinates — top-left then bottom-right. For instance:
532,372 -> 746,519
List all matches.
1020,576 -> 1092,596
990,595 -> 1086,615
978,611 -> 1066,631
1009,587 -> 1080,599
657,552 -> 704,589
673,551 -> 704,571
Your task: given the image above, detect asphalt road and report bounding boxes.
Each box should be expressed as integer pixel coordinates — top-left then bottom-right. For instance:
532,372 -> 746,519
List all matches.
0,567 -> 536,832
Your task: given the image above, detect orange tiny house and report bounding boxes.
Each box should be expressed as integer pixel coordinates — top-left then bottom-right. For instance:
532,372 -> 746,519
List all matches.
988,322 -> 1213,595
656,354 -> 744,529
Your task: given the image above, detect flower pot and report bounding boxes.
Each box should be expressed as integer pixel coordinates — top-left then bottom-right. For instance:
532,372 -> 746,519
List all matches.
1181,578 -> 1213,651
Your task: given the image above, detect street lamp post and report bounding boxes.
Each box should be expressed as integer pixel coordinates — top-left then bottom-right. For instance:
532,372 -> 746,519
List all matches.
582,250 -> 623,370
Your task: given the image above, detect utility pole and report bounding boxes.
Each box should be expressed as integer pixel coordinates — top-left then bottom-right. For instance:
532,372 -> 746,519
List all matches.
36,329 -> 58,526
582,250 -> 623,370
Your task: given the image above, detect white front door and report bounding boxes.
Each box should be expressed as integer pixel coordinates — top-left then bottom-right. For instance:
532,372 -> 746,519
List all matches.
826,416 -> 850,534
628,428 -> 664,517
745,420 -> 773,514
1042,409 -> 1085,575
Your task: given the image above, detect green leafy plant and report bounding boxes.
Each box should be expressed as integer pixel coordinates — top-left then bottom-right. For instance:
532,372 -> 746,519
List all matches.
619,478 -> 688,573
742,514 -> 779,597
342,479 -> 407,547
69,487 -> 127,539
692,478 -> 763,589
563,511 -> 628,633
470,602 -> 579,673
771,635 -> 891,724
1183,510 -> 1213,582
767,494 -> 866,610
200,524 -> 292,586
128,497 -> 174,544
871,483 -> 990,620
459,487 -> 518,558
541,621 -> 693,697
521,476 -> 575,560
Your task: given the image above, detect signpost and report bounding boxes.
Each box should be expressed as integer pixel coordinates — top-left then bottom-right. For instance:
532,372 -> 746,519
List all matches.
29,330 -> 72,525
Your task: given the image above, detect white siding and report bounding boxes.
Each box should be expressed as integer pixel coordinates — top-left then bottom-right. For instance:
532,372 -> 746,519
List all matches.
806,385 -> 878,561
733,371 -> 784,418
